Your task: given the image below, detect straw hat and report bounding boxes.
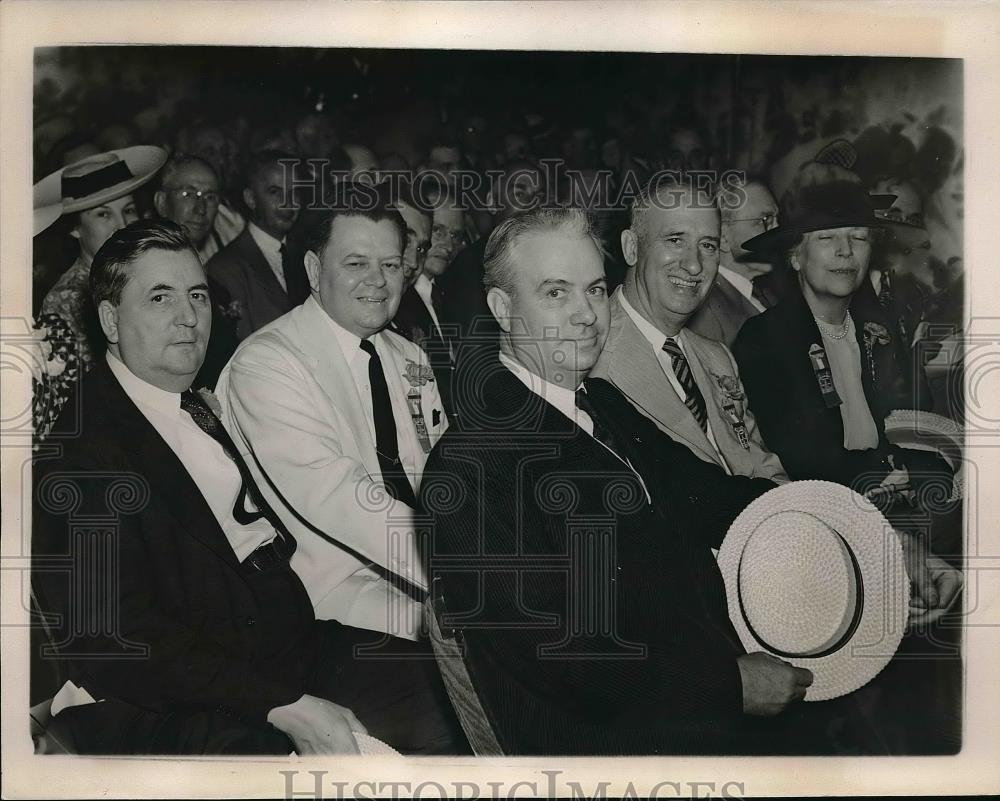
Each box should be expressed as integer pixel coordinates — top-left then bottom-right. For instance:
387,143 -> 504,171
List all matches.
33,145 -> 167,235
717,480 -> 910,701
884,409 -> 964,502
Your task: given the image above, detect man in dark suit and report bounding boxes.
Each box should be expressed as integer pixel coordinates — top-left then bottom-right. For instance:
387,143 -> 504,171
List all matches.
32,219 -> 463,755
206,150 -> 310,341
420,207 -> 816,755
688,176 -> 780,346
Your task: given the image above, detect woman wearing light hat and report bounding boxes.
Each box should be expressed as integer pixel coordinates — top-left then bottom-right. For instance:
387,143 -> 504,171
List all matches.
731,175 -> 952,503
35,146 -> 168,371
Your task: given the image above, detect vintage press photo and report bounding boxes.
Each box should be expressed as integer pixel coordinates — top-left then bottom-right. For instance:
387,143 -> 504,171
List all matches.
1,1 -> 998,798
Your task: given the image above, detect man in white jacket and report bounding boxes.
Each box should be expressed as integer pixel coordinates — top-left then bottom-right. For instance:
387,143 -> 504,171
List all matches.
217,193 -> 447,640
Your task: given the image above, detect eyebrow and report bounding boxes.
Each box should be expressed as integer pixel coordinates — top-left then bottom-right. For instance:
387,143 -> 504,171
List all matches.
147,282 -> 210,293
537,278 -> 571,291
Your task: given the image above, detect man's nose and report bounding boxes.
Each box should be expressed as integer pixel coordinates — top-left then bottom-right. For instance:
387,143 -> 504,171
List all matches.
679,245 -> 705,275
364,264 -> 388,286
175,297 -> 198,326
571,293 -> 598,326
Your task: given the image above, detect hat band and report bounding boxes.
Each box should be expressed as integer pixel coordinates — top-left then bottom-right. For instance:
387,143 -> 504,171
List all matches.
62,160 -> 134,200
738,528 -> 865,659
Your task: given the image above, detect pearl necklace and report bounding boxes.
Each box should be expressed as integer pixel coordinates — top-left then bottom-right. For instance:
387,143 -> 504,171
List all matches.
814,314 -> 851,341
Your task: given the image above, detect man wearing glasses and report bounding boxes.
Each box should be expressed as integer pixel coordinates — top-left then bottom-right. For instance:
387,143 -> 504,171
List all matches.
154,155 -> 226,263
689,176 -> 781,346
590,176 -> 787,482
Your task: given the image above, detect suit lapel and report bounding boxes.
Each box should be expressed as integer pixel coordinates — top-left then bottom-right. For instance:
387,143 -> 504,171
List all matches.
238,229 -> 289,308
93,362 -> 243,571
604,291 -> 720,465
292,299 -> 380,477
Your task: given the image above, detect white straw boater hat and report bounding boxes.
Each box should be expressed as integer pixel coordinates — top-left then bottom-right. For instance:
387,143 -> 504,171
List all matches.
718,481 -> 910,701
33,145 -> 167,235
884,409 -> 964,502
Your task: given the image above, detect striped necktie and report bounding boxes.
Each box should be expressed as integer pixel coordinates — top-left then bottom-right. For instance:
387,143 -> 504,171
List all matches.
661,337 -> 708,432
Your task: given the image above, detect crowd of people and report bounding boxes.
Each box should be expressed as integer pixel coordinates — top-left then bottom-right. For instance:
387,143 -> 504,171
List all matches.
29,48 -> 964,757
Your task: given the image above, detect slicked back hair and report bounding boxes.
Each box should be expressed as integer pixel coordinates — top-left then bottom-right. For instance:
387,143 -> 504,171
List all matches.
90,219 -> 197,308
483,206 -> 603,298
628,174 -> 715,245
299,184 -> 407,258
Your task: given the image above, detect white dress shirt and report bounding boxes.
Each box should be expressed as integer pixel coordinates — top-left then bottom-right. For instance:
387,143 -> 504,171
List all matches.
414,273 -> 446,340
618,291 -> 730,472
499,352 -> 650,502
248,221 -> 287,292
106,351 -> 275,560
320,310 -> 427,489
718,264 -> 766,313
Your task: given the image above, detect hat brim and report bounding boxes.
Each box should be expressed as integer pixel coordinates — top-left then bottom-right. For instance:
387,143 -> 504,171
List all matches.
884,409 -> 964,502
717,480 -> 909,701
33,146 -> 168,227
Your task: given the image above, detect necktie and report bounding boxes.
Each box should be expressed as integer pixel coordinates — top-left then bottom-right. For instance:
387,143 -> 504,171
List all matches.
661,337 -> 709,432
180,390 -> 296,551
877,271 -> 893,309
359,339 -> 418,508
575,387 -> 623,458
277,243 -> 289,292
751,280 -> 772,309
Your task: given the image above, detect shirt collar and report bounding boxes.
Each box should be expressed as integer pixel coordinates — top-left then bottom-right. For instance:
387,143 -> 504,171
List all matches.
106,350 -> 181,416
718,265 -> 756,301
619,288 -> 685,351
498,351 -> 582,423
312,295 -> 381,365
248,221 -> 284,255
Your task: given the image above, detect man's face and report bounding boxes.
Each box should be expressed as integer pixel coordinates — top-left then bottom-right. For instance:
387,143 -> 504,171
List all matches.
156,161 -> 221,248
427,146 -> 461,187
425,205 -> 466,277
189,127 -> 229,176
722,182 -> 779,274
496,167 -> 542,217
244,162 -> 299,239
305,215 -> 405,339
493,229 -> 609,390
792,227 -> 872,302
100,248 -> 210,392
666,128 -> 708,173
397,203 -> 432,288
73,194 -> 140,263
623,191 -> 721,334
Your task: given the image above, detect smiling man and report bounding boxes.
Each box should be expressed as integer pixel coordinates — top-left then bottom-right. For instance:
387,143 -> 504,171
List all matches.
216,191 -> 448,641
590,178 -> 787,482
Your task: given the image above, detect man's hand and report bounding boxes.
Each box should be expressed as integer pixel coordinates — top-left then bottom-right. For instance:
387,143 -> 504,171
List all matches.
266,694 -> 367,755
737,652 -> 813,716
898,531 -> 963,627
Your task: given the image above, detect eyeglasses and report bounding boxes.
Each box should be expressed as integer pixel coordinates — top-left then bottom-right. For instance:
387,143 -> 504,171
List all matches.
431,224 -> 468,246
729,213 -> 777,230
168,187 -> 221,206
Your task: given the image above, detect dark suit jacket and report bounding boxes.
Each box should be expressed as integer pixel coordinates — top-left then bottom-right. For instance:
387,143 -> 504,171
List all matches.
32,360 -> 330,740
732,283 -> 947,489
391,283 -> 456,417
206,228 -> 309,341
687,273 -> 767,347
421,361 -> 776,754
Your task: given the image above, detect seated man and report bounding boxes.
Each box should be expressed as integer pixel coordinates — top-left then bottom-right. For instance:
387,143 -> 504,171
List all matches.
591,178 -> 787,482
32,220 -> 462,755
421,207 -> 957,755
217,195 -> 447,639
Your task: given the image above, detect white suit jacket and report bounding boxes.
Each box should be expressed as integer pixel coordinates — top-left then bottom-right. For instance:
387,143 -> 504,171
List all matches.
216,296 -> 447,638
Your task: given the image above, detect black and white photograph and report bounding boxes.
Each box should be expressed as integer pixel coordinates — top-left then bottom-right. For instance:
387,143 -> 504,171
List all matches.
2,1 -> 998,798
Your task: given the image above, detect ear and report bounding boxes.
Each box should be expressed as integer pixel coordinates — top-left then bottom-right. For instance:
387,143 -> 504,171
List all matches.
719,225 -> 733,255
97,300 -> 120,344
621,228 -> 638,267
153,190 -> 168,218
486,287 -> 512,334
304,249 -> 322,293
789,249 -> 802,273
242,186 -> 256,212
69,225 -> 81,242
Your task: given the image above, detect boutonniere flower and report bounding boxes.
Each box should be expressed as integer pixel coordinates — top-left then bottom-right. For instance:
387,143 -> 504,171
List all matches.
28,324 -> 69,382
197,387 -> 223,418
862,321 -> 891,384
218,299 -> 243,320
403,358 -> 435,387
711,372 -> 745,402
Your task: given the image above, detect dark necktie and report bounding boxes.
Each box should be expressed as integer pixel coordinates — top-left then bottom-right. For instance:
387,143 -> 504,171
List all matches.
180,390 -> 296,550
359,339 -> 418,508
751,280 -> 772,309
877,271 -> 893,309
575,387 -> 625,459
661,337 -> 709,432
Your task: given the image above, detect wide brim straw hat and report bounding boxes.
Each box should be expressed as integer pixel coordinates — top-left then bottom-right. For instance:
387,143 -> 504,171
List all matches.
717,480 -> 909,701
33,145 -> 167,235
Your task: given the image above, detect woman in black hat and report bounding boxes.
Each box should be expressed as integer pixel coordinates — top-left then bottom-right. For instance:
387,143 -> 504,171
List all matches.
731,178 -> 951,502
35,146 -> 167,371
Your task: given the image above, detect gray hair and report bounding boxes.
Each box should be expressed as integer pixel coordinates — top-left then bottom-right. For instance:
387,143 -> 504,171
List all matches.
483,207 -> 603,297
628,174 -> 714,245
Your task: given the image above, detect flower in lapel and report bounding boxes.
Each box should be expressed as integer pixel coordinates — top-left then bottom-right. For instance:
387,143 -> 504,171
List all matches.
403,358 -> 435,387
862,321 -> 891,385
197,387 -> 223,418
711,372 -> 745,403
218,299 -> 243,321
